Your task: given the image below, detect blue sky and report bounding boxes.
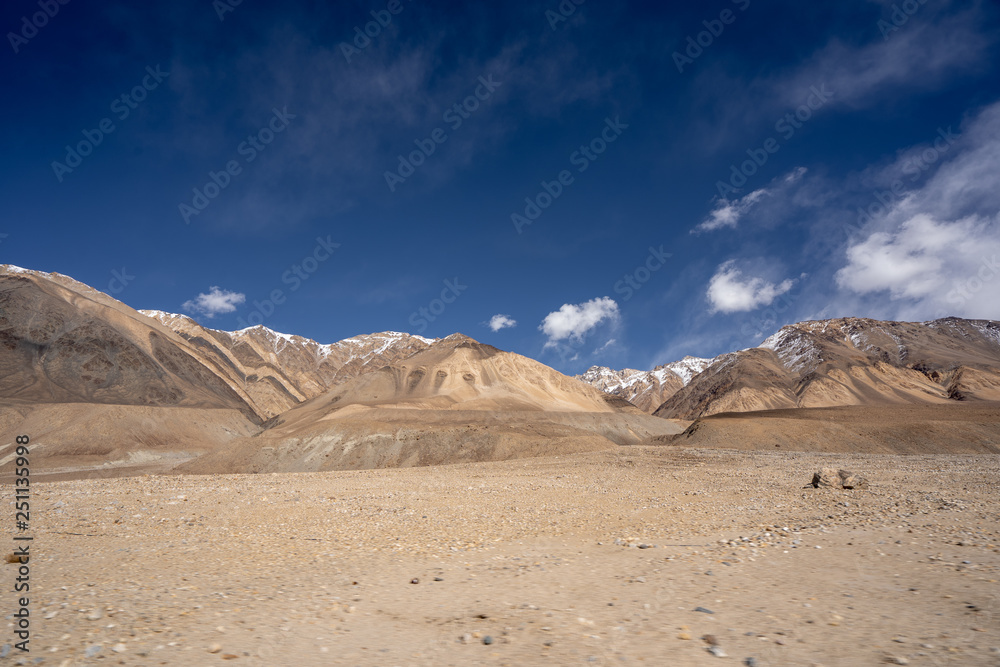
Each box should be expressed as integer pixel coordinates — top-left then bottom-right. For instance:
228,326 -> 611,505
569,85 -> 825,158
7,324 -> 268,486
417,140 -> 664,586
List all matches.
2,0 -> 999,374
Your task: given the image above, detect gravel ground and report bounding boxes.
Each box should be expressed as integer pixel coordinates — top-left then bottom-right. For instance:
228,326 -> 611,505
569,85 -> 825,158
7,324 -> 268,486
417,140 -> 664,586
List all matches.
8,446 -> 1000,666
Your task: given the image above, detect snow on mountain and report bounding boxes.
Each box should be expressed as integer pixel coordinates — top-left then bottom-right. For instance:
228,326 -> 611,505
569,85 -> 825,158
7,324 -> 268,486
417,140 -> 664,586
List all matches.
577,355 -> 713,413
658,356 -> 714,385
760,326 -> 823,374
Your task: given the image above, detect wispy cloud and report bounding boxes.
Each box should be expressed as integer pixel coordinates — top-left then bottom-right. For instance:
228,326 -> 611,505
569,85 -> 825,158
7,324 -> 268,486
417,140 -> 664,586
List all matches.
832,101 -> 1000,320
164,15 -> 629,233
695,188 -> 768,233
771,6 -> 991,109
693,168 -> 807,233
836,214 -> 1000,317
593,338 -> 616,354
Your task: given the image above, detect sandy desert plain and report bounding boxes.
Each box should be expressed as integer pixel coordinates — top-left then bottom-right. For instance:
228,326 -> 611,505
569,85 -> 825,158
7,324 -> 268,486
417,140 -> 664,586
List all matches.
9,407 -> 1000,667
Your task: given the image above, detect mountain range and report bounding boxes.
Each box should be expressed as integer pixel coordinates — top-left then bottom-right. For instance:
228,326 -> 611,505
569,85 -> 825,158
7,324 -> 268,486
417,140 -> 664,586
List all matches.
579,317 -> 1000,419
1,264 -> 998,477
0,265 -> 679,476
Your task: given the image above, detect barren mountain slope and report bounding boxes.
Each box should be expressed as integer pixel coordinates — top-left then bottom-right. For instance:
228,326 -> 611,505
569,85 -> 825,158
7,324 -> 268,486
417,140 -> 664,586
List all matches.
0,266 -> 268,473
182,335 -> 684,474
0,266 -> 258,415
655,317 -> 1000,419
281,333 -> 623,417
141,310 -> 435,418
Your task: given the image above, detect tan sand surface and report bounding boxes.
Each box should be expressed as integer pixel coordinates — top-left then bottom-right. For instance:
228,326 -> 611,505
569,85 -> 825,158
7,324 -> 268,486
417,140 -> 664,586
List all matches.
15,446 -> 1000,666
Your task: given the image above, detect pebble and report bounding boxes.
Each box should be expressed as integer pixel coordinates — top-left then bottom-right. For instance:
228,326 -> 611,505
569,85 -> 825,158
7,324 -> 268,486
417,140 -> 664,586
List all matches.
410,578 -> 420,584
483,636 -> 494,645
111,643 -> 127,653
694,606 -> 714,614
708,646 -> 728,657
209,643 -> 223,654
84,645 -> 101,658
434,577 -> 444,581
744,659 -> 758,667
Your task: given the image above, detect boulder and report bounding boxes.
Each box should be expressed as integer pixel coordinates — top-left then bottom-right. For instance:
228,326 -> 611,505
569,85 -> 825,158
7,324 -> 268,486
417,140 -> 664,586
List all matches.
810,467 -> 868,490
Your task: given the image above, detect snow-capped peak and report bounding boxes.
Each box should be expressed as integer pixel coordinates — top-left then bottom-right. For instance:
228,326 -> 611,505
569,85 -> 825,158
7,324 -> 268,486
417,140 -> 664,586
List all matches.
140,310 -> 196,323
656,356 -> 713,385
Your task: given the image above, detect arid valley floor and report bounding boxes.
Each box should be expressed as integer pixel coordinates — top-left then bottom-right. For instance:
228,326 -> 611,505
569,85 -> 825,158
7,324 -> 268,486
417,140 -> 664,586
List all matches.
15,443 -> 1000,666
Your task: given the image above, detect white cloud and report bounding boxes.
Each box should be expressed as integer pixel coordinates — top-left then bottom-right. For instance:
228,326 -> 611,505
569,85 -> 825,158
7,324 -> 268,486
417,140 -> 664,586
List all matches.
182,286 -> 246,318
836,214 -> 1000,318
488,314 -> 517,332
784,166 -> 808,184
694,168 -> 807,233
539,297 -> 620,347
696,188 -> 768,233
707,262 -> 796,314
833,101 -> 1000,320
594,338 -> 616,354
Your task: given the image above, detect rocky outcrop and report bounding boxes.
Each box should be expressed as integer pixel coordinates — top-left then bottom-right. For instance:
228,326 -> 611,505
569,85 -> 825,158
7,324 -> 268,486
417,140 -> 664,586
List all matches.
810,467 -> 869,490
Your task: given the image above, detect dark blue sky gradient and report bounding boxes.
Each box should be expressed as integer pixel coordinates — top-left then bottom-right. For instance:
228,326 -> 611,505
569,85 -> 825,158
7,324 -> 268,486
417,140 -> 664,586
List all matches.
2,0 -> 998,372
